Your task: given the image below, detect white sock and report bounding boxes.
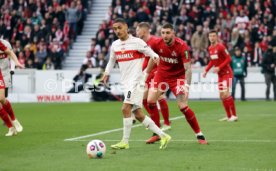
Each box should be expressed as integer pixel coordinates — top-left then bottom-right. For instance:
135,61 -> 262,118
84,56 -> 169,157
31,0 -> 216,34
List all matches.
122,117 -> 132,143
142,116 -> 166,138
196,132 -> 203,136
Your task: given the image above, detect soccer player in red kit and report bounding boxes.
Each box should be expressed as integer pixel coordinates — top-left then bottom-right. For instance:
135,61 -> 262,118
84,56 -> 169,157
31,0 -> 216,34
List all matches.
136,22 -> 171,144
0,39 -> 24,136
202,30 -> 238,122
145,23 -> 208,144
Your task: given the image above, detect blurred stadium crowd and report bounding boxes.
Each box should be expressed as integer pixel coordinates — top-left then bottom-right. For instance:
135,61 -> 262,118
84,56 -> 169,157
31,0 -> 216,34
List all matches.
1,0 -> 276,70
0,0 -> 89,69
85,0 -> 276,69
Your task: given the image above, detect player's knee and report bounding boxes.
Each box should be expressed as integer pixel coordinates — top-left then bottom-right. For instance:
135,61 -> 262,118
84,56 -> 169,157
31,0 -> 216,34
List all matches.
121,106 -> 131,115
0,95 -> 5,104
177,101 -> 187,109
220,91 -> 230,100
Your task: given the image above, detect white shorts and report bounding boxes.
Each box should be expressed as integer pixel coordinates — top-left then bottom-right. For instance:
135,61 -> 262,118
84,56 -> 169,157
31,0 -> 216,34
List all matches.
123,82 -> 144,112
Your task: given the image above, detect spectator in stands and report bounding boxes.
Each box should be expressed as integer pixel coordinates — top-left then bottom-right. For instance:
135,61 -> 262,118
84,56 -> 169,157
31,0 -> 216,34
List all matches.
36,44 -> 48,69
261,46 -> 276,101
83,51 -> 96,68
231,47 -> 247,101
191,25 -> 208,59
42,57 -> 55,70
25,58 -> 36,69
67,65 -> 91,93
253,41 -> 263,66
97,52 -> 107,69
66,2 -> 81,41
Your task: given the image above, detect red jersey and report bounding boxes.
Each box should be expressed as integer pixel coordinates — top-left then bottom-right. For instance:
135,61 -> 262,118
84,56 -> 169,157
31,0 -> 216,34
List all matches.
151,37 -> 191,80
206,43 -> 233,76
0,40 -> 8,59
142,35 -> 159,72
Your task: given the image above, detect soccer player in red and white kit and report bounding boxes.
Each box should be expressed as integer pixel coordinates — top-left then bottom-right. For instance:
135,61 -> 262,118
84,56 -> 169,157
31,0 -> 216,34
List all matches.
136,22 -> 171,144
0,39 -> 24,136
145,23 -> 208,144
202,30 -> 238,122
102,18 -> 171,150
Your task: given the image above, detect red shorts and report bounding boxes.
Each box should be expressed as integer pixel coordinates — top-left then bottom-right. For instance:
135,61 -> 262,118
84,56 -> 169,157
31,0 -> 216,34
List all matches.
218,74 -> 233,91
153,75 -> 186,96
0,70 -> 5,89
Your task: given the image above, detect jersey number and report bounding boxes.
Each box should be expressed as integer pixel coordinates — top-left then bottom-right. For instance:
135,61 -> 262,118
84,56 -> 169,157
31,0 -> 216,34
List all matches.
127,91 -> 131,99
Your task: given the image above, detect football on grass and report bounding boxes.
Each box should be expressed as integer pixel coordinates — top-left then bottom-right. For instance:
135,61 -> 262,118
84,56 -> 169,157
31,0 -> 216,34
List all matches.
86,140 -> 106,159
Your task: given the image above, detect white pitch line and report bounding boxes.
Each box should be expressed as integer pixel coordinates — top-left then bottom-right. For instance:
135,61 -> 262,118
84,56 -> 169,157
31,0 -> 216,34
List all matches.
64,116 -> 184,141
66,139 -> 276,143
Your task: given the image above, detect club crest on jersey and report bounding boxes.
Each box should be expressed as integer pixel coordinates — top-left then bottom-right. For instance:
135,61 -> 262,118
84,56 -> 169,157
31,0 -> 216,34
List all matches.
159,49 -> 163,53
171,51 -> 177,57
121,48 -> 126,53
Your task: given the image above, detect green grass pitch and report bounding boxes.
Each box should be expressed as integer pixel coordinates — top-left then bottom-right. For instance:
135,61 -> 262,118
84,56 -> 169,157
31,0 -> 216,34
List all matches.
0,101 -> 276,171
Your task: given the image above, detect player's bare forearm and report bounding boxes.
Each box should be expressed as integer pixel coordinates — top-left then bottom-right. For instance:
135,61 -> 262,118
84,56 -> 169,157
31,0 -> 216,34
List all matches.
145,58 -> 156,74
5,49 -> 19,64
5,48 -> 24,68
184,62 -> 192,85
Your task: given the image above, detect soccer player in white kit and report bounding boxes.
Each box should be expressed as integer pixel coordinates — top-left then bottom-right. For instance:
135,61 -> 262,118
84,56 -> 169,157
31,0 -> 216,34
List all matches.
0,39 -> 24,136
102,18 -> 171,150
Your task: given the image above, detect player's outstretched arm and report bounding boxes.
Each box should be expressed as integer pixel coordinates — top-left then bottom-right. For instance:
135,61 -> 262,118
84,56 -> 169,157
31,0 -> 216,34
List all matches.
4,48 -> 24,69
102,45 -> 116,84
202,60 -> 213,78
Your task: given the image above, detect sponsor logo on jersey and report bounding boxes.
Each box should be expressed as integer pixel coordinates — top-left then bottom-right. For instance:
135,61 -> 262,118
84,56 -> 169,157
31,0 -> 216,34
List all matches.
160,56 -> 178,64
116,53 -> 134,60
115,50 -> 143,62
210,54 -> 218,59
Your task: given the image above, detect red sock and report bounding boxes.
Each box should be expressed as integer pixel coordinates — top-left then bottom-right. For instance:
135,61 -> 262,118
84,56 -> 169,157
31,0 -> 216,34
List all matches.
143,99 -> 151,115
228,96 -> 236,116
222,97 -> 232,119
158,98 -> 170,125
180,106 -> 201,134
0,108 -> 12,128
3,99 -> 15,121
148,103 -> 161,127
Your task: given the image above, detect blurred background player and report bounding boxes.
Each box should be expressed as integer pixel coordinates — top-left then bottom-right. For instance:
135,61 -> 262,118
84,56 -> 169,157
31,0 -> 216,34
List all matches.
231,47 -> 247,101
136,22 -> 171,144
102,18 -> 171,150
202,30 -> 238,122
145,23 -> 207,145
0,39 -> 24,136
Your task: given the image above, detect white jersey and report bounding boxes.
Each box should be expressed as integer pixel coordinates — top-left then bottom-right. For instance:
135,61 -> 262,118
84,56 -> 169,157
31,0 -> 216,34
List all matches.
105,35 -> 158,108
0,39 -> 14,87
105,35 -> 158,88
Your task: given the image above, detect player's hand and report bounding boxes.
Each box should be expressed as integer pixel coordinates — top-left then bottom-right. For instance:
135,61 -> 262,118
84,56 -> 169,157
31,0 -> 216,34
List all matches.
202,71 -> 207,78
153,56 -> 159,65
16,63 -> 25,69
213,67 -> 220,73
101,73 -> 109,85
184,84 -> 190,94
